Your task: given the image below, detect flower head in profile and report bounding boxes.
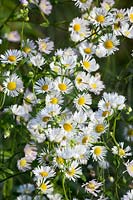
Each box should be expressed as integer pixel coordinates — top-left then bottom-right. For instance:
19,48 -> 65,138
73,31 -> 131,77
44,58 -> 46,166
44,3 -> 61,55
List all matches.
37,38 -> 54,54
39,0 -> 52,15
72,0 -> 92,11
125,160 -> 133,177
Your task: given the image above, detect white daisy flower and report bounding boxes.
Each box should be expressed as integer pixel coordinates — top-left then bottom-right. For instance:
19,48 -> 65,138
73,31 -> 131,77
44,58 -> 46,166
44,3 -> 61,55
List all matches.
91,146 -> 107,161
98,92 -> 125,111
30,53 -> 45,69
88,116 -> 108,138
3,72 -> 23,97
99,34 -> 120,56
47,193 -> 63,200
37,180 -> 53,194
74,93 -> 92,111
121,23 -> 133,39
17,157 -> 31,172
127,7 -> 133,23
73,110 -> 87,124
37,148 -> 50,164
54,77 -> 73,94
34,77 -> 53,94
65,161 -> 82,182
81,55 -> 99,72
23,89 -> 37,107
89,7 -> 112,27
24,144 -> 37,162
69,17 -> 90,42
45,92 -> 63,105
39,0 -> 52,15
82,179 -> 102,197
17,183 -> 35,194
0,49 -> 22,64
5,31 -> 20,42
46,128 -> 66,143
112,142 -> 132,158
10,104 -> 30,121
27,118 -> 46,143
16,195 -> 32,200
125,160 -> 133,177
101,0 -> 115,11
78,41 -> 96,56
33,165 -> 55,181
37,38 -> 54,54
75,72 -> 89,91
22,39 -> 36,56
123,125 -> 133,142
72,0 -> 92,11
60,54 -> 77,70
50,61 -> 61,74
121,189 -> 133,200
88,74 -> 105,95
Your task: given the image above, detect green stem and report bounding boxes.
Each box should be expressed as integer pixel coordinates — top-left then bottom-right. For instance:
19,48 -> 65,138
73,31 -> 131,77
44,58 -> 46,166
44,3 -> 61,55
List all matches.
62,175 -> 69,200
111,117 -> 119,147
0,93 -> 6,110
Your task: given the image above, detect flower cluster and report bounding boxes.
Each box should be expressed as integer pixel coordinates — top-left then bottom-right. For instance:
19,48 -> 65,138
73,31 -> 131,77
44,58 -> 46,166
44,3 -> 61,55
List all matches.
0,0 -> 132,199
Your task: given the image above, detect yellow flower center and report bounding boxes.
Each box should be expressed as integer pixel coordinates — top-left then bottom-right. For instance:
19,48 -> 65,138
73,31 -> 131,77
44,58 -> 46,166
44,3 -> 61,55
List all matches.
128,129 -> 133,137
80,0 -> 87,2
78,96 -> 86,105
94,147 -> 102,156
40,171 -> 48,177
42,116 -> 50,122
20,158 -> 27,167
96,15 -> 105,23
42,84 -> 48,91
7,82 -> 17,91
102,111 -> 110,117
58,83 -> 67,91
116,12 -> 124,19
87,182 -> 95,190
95,124 -> 105,133
50,97 -> 58,104
128,165 -> 133,173
76,77 -> 82,84
124,31 -> 130,37
82,136 -> 90,144
74,24 -> 81,32
41,42 -> 47,51
104,40 -> 114,49
63,123 -> 73,132
40,183 -> 47,192
83,61 -> 91,69
114,22 -> 120,30
105,102 -> 110,108
67,167 -> 75,176
118,148 -> 125,157
129,13 -> 133,22
23,47 -> 31,54
84,47 -> 92,54
8,55 -> 16,62
91,83 -> 97,89
56,157 -> 64,164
